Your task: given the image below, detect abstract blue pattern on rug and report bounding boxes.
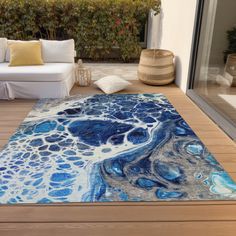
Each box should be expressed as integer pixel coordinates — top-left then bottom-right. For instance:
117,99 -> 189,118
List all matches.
0,94 -> 236,204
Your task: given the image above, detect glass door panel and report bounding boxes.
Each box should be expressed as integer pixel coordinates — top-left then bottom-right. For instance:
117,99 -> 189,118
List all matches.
188,0 -> 236,139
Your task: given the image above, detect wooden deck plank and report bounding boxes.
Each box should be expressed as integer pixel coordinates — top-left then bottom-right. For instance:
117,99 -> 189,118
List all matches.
1,222 -> 236,236
1,204 -> 236,222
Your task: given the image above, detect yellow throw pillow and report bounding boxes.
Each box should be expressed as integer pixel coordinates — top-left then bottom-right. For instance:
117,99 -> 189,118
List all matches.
9,41 -> 44,66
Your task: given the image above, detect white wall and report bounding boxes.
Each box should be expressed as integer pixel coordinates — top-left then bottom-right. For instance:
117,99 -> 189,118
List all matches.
154,0 -> 198,92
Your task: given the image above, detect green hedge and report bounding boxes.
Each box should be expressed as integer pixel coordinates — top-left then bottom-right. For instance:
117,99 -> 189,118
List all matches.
0,0 -> 160,61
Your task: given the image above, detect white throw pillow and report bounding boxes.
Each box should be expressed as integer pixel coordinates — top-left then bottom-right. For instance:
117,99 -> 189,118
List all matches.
40,39 -> 75,63
94,76 -> 131,94
0,38 -> 8,62
5,40 -> 38,62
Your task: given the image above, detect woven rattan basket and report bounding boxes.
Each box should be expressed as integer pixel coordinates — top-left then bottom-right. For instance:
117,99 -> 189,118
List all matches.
138,49 -> 175,85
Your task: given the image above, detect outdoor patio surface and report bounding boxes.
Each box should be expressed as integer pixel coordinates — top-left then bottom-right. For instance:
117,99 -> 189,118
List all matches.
0,80 -> 236,236
84,63 -> 139,80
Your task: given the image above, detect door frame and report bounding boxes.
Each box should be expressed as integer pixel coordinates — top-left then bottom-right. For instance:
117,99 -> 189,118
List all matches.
187,0 -> 236,140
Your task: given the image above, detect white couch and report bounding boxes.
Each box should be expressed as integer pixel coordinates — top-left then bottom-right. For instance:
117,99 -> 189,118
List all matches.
0,38 -> 75,99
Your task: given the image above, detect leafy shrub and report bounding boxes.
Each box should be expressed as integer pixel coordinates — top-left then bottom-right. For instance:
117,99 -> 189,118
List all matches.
0,0 -> 161,61
224,27 -> 236,62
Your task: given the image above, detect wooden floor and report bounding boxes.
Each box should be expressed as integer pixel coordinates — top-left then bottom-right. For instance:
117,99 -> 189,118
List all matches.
1,80 -> 236,236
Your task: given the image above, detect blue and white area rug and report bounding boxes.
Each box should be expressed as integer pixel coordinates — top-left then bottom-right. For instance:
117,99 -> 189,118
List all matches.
1,94 -> 236,204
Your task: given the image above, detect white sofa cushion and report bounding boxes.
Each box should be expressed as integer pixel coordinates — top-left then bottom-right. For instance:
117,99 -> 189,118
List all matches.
40,39 -> 75,63
5,40 -> 38,62
0,63 -> 75,82
94,75 -> 131,94
0,38 -> 7,62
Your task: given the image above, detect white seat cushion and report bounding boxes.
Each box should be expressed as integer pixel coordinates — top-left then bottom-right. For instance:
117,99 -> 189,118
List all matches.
0,63 -> 75,82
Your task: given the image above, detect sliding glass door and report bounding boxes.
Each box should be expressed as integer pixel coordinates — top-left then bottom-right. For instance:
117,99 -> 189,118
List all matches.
188,0 -> 236,140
